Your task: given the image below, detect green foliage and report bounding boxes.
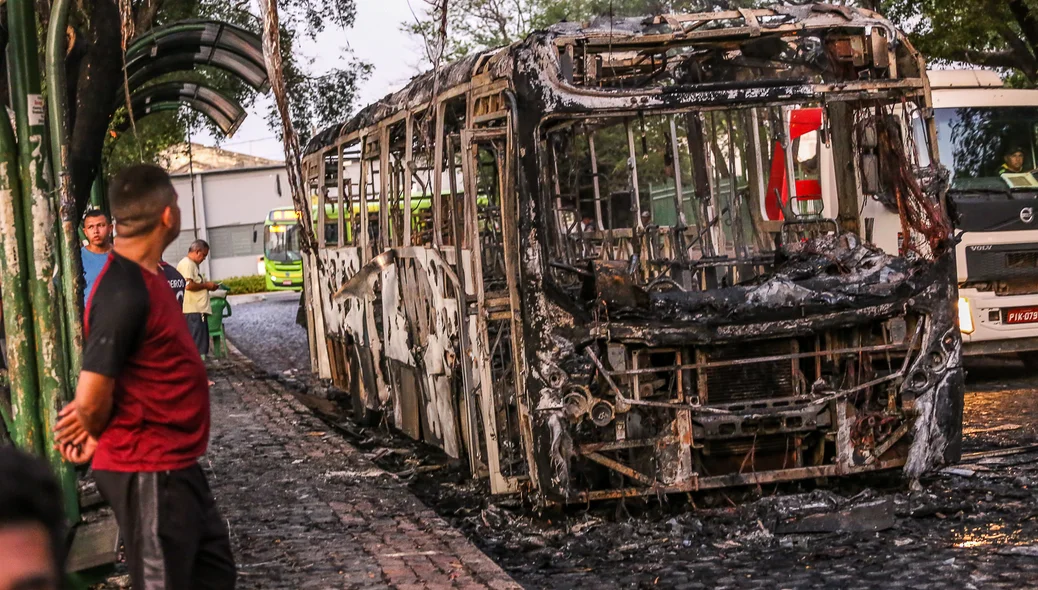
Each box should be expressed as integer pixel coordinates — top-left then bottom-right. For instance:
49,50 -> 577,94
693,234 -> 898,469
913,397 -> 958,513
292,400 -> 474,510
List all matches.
880,0 -> 1038,85
104,0 -> 371,169
218,275 -> 268,295
264,23 -> 373,145
104,110 -> 188,175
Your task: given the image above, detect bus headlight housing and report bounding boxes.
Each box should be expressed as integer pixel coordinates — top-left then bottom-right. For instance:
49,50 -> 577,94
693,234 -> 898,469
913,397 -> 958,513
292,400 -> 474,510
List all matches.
958,297 -> 974,334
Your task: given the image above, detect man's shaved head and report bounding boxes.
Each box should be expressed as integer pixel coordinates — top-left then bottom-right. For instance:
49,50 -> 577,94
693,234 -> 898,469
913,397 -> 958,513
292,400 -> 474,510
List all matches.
108,164 -> 179,238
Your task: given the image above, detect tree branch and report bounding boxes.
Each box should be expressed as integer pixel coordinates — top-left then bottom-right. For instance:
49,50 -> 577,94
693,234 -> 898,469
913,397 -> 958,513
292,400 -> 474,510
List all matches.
259,0 -> 317,255
947,47 -> 1037,82
1009,0 -> 1038,58
132,0 -> 163,33
993,17 -> 1038,79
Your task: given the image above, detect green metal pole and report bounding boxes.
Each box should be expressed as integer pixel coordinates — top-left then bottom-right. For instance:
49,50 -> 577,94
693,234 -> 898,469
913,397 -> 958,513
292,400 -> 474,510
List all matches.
9,0 -> 79,522
46,0 -> 84,382
0,111 -> 42,453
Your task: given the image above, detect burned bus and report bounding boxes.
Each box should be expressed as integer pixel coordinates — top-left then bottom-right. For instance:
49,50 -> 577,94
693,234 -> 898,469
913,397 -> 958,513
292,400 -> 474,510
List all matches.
300,4 -> 963,503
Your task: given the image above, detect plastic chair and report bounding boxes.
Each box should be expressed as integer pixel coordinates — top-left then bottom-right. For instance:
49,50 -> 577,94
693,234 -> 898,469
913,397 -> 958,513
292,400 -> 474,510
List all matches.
207,293 -> 232,358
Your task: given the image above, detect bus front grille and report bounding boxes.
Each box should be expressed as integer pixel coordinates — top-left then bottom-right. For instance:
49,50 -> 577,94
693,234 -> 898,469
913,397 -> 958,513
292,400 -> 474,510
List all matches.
701,339 -> 797,405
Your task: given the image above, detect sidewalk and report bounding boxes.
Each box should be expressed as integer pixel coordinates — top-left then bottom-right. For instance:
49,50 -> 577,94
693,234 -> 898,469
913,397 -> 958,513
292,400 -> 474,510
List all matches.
203,349 -> 521,590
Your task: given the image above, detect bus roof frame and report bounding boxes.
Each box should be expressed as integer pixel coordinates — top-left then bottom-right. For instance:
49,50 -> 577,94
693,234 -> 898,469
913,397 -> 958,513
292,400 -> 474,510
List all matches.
304,4 -> 927,158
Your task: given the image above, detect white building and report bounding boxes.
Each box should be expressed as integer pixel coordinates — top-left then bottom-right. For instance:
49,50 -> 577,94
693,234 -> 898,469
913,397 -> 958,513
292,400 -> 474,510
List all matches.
160,144 -> 289,280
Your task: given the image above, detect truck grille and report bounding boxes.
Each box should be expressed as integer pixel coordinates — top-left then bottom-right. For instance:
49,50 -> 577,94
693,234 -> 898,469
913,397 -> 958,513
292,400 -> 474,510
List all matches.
965,244 -> 1038,281
701,339 -> 796,405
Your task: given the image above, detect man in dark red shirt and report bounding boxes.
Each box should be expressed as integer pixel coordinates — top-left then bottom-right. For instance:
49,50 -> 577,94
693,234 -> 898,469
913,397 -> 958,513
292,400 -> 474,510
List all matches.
54,164 -> 235,589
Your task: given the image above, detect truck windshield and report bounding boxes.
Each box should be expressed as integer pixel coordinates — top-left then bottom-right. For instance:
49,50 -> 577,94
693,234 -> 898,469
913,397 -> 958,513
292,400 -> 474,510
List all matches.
935,106 -> 1038,191
265,224 -> 302,263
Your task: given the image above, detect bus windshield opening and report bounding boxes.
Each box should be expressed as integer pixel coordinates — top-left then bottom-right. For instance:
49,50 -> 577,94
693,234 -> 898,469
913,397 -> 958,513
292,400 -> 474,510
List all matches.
265,224 -> 302,263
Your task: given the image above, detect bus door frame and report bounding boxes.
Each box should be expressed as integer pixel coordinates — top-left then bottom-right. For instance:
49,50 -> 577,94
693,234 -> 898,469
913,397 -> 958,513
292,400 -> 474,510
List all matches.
461,125 -> 527,495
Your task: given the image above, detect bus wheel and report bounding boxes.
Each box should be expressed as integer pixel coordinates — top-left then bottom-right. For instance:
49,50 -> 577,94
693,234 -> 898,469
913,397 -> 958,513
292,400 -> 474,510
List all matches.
1018,350 -> 1038,368
295,291 -> 307,328
348,347 -> 379,426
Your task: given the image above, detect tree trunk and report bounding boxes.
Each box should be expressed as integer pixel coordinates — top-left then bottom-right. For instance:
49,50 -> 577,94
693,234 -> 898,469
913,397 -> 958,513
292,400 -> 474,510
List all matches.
68,0 -> 121,218
259,0 -> 315,254
133,0 -> 162,32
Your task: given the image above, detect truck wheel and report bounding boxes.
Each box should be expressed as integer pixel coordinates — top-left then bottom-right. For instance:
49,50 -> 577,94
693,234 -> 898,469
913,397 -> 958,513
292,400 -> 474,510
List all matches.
1018,350 -> 1038,368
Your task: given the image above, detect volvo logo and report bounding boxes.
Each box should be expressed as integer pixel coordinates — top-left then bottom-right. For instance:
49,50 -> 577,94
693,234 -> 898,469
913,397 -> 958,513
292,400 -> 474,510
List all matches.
1022,207 -> 1035,224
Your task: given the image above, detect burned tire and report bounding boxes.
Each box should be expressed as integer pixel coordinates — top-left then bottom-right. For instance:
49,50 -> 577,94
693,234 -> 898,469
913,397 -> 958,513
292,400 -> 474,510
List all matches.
348,345 -> 379,427
295,292 -> 307,328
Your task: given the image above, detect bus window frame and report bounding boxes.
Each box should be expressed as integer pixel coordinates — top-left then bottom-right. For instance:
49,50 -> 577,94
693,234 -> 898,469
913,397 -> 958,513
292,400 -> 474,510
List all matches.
379,124 -> 391,251
385,118 -> 408,248
359,133 -> 375,262
409,107 -> 436,246
404,112 -> 414,246
339,138 -> 363,247
317,153 -> 327,248
336,143 -> 345,248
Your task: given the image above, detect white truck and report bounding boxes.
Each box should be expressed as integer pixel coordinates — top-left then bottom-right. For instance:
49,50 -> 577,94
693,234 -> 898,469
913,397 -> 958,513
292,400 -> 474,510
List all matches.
926,70 -> 1038,361
764,70 -> 1038,361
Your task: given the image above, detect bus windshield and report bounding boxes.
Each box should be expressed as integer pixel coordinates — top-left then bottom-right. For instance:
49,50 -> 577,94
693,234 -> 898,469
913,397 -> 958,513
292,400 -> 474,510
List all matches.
935,106 -> 1038,191
544,106 -> 822,291
265,224 -> 302,263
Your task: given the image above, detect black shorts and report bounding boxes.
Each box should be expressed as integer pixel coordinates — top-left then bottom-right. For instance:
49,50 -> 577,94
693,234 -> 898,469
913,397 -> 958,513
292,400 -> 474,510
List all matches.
94,463 -> 235,590
185,313 -> 210,356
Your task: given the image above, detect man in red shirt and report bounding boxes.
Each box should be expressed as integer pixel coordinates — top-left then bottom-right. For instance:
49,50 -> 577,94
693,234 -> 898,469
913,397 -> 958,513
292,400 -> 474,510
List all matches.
54,164 -> 235,589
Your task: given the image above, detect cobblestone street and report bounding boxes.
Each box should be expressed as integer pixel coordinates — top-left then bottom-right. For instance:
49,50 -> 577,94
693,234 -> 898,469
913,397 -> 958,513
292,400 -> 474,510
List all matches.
221,293 -> 1038,589
201,349 -> 520,589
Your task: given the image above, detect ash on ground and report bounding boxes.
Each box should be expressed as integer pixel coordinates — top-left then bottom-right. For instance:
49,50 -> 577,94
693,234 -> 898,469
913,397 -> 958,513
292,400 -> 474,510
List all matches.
227,295 -> 1038,590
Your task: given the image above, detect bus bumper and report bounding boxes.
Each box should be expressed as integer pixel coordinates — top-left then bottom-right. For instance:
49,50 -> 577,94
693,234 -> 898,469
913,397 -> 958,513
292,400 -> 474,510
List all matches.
958,288 -> 1038,355
265,275 -> 303,292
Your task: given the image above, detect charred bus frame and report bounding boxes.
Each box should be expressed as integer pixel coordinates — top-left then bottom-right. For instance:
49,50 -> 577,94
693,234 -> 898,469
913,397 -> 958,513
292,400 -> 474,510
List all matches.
301,4 -> 964,504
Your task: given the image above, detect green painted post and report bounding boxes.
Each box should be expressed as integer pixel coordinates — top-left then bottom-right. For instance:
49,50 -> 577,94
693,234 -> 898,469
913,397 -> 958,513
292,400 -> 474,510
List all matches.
89,174 -> 106,214
46,0 -> 84,381
0,111 -> 42,453
8,0 -> 79,522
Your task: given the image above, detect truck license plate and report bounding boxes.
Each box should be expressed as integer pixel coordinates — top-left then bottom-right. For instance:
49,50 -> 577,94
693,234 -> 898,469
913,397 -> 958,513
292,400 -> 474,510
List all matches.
1006,307 -> 1038,324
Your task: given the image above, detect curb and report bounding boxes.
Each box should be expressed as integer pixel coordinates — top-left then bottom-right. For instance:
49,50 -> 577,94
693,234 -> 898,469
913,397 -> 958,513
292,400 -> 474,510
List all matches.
226,293 -> 267,305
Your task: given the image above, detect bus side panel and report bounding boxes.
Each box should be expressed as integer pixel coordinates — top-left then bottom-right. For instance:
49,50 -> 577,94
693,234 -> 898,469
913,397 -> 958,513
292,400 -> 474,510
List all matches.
413,247 -> 466,460
392,259 -> 435,447
381,256 -> 461,457
317,248 -> 391,421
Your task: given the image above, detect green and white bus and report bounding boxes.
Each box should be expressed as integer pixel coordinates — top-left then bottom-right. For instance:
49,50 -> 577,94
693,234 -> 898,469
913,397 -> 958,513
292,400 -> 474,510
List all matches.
262,206 -> 305,291
263,195 -> 444,291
